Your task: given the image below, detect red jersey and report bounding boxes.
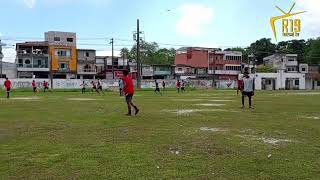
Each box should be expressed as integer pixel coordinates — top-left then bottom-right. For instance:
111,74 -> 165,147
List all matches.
44,82 -> 48,87
123,76 -> 134,94
177,81 -> 181,88
4,80 -> 11,88
32,82 -> 36,87
237,80 -> 243,90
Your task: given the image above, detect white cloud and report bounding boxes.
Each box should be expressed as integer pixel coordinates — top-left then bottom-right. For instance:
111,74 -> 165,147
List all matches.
2,48 -> 16,63
296,0 -> 320,36
23,0 -> 36,8
176,4 -> 213,37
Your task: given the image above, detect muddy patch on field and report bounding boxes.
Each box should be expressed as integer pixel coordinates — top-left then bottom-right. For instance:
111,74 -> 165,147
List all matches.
209,100 -> 234,102
10,97 -> 40,101
236,135 -> 293,145
171,99 -> 203,102
195,104 -> 226,107
163,109 -> 240,115
307,116 -> 320,120
200,127 -> 228,132
67,98 -> 102,101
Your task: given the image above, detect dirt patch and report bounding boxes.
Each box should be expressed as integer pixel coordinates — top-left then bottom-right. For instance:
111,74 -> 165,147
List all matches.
10,97 -> 40,101
171,99 -> 203,102
200,127 -> 228,132
163,109 -> 241,115
67,98 -> 101,101
209,100 -> 234,102
260,137 -> 292,145
307,116 -> 320,120
195,104 -> 226,107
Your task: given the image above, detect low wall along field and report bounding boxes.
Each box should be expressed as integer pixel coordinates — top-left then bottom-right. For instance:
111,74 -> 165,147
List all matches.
0,79 -> 238,89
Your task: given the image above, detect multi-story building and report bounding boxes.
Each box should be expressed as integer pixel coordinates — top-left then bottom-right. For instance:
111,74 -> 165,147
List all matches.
263,54 -> 299,72
45,31 -> 77,79
16,41 -> 50,78
209,51 -> 242,80
77,49 -> 97,79
96,56 -> 130,79
174,47 -> 242,80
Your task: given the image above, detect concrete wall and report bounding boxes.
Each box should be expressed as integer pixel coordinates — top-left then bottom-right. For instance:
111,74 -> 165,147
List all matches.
0,79 -> 236,89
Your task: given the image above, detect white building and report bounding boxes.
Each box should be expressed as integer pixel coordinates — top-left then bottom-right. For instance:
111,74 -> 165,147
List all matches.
254,71 -> 306,90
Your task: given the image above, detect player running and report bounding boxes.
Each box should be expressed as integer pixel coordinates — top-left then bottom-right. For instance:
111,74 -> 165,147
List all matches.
181,81 -> 185,93
154,80 -> 162,96
97,79 -> 105,95
32,80 -> 37,95
80,81 -> 87,94
4,78 -> 11,99
91,80 -> 98,94
43,81 -> 49,93
241,71 -> 255,109
122,70 -> 140,116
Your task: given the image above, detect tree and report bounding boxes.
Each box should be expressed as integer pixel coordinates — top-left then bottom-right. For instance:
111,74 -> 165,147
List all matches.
129,41 -> 175,65
276,40 -> 306,63
120,48 -> 130,59
256,64 -> 276,73
248,38 -> 276,65
306,38 -> 320,65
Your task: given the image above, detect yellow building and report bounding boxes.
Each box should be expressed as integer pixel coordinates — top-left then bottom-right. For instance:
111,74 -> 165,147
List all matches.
45,31 -> 77,79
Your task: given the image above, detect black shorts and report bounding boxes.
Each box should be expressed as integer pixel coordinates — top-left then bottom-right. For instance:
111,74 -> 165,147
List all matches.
242,91 -> 254,97
125,93 -> 134,103
45,87 -> 49,90
6,88 -> 11,92
97,86 -> 102,90
155,88 -> 160,92
33,87 -> 37,92
93,86 -> 97,89
181,87 -> 185,90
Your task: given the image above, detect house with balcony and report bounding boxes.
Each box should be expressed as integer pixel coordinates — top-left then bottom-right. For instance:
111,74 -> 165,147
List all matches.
16,41 -> 50,78
209,51 -> 242,80
175,47 -> 242,80
45,31 -> 77,79
77,49 -> 96,79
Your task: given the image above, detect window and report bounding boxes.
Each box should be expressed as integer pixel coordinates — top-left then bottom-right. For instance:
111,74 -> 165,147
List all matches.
54,37 -> 60,41
56,49 -> 71,57
295,80 -> 299,86
18,59 -> 23,64
178,68 -> 183,71
38,60 -> 42,65
317,81 -> 320,86
67,38 -> 74,42
85,52 -> 90,57
58,62 -> 69,70
302,68 -> 306,72
288,58 -> 295,61
25,59 -> 31,64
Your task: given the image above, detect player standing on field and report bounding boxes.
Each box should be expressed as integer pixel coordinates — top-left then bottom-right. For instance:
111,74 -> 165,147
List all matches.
122,70 -> 140,116
32,80 -> 37,95
177,80 -> 181,93
241,71 -> 255,109
80,81 -> 87,94
4,78 -> 11,99
162,81 -> 166,91
97,79 -> 105,95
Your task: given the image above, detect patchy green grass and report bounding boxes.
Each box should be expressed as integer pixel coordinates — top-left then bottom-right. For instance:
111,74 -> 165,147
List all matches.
1,89 -> 320,179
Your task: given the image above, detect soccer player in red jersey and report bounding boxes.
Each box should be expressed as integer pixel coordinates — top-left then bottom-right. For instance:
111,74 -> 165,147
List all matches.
122,70 -> 139,116
43,81 -> 49,93
4,78 -> 11,99
176,80 -> 181,93
32,80 -> 37,95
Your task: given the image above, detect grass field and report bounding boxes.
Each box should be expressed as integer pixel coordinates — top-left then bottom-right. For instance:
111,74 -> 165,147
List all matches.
1,89 -> 320,179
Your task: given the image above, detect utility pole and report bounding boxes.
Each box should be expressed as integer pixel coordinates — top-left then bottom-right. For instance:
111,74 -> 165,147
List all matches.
0,39 -> 5,78
136,19 -> 141,88
110,38 -> 114,79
